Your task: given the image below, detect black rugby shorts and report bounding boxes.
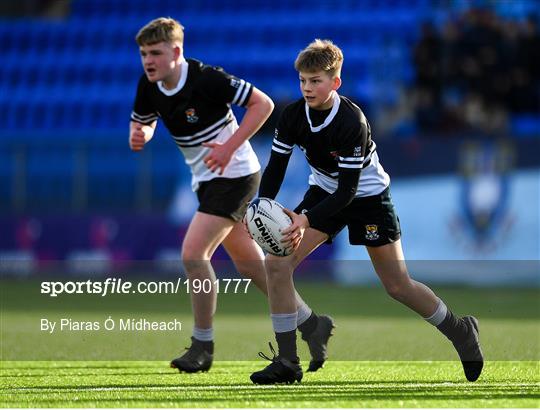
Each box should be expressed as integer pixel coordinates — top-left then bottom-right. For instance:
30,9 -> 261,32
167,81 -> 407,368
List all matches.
196,171 -> 260,222
294,185 -> 401,246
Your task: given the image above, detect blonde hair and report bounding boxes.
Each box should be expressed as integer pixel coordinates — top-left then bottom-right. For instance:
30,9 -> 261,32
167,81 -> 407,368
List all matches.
294,39 -> 343,77
136,17 -> 184,46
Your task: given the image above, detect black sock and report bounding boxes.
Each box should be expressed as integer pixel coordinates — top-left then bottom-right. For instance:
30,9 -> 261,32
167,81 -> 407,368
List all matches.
193,337 -> 214,354
275,330 -> 298,362
436,310 -> 469,344
298,312 -> 318,337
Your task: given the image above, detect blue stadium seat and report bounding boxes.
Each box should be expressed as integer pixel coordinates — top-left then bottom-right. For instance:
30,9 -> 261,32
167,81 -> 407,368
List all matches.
1,0 -> 440,133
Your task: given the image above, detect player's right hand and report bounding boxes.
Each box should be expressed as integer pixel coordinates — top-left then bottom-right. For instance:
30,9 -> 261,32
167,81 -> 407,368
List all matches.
281,208 -> 307,251
129,123 -> 146,151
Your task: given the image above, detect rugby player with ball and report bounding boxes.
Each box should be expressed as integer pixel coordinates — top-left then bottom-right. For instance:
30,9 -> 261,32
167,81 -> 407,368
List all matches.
248,39 -> 484,385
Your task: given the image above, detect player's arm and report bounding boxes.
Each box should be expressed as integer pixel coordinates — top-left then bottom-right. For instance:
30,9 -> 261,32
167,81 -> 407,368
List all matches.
304,168 -> 360,227
259,108 -> 295,199
223,87 -> 274,153
203,87 -> 274,174
242,130 -> 292,236
129,120 -> 157,151
259,150 -> 291,199
130,75 -> 158,151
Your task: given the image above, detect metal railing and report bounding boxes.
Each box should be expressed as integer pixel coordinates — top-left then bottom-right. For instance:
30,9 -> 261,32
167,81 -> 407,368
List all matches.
1,132 -> 183,213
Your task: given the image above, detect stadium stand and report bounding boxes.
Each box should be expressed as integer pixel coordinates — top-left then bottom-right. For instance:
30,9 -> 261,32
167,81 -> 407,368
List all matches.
0,0 -> 538,214
0,0 -> 434,131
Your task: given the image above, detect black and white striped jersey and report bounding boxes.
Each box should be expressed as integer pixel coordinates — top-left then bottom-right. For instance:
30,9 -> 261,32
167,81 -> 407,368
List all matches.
272,92 -> 389,197
131,58 -> 260,191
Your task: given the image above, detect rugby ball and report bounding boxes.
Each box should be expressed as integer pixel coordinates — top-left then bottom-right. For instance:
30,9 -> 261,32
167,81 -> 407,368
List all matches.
245,198 -> 293,256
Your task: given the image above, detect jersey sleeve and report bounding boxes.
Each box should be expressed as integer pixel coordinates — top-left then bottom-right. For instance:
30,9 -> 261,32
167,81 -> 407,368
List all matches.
270,106 -> 296,157
130,75 -> 159,125
200,66 -> 253,108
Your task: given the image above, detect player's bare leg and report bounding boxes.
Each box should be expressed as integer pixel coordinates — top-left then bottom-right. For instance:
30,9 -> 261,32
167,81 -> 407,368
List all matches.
181,212 -> 236,328
251,228 -> 333,384
171,212 -> 234,373
224,222 -> 335,372
367,239 -> 484,381
221,221 -> 268,293
366,240 -> 438,316
222,221 -> 308,303
264,228 -> 327,304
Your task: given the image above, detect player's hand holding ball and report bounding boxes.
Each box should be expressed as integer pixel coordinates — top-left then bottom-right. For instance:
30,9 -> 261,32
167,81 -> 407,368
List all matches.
245,198 -> 299,257
281,209 -> 309,252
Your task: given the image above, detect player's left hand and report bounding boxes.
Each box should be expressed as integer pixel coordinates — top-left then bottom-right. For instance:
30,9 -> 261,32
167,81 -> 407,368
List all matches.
202,141 -> 234,175
280,209 -> 309,252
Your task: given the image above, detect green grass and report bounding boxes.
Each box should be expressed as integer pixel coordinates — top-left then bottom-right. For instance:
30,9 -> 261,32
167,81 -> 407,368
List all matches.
1,281 -> 539,407
1,361 -> 538,407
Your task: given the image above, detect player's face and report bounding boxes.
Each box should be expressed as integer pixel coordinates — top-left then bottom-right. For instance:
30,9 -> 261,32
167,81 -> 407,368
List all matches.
139,42 -> 179,83
299,71 -> 341,110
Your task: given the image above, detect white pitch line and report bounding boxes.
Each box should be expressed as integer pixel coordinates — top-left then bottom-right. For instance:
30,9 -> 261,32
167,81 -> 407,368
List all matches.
6,382 -> 538,393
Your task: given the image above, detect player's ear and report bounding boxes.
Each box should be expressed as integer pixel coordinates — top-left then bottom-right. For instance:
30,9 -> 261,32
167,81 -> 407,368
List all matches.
173,45 -> 182,60
332,76 -> 342,91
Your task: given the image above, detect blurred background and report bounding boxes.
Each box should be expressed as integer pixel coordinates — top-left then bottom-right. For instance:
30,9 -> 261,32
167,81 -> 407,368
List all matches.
0,0 -> 539,285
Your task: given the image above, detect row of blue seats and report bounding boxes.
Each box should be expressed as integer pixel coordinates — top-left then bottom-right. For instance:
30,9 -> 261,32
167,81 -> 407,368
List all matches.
0,101 -> 131,130
0,55 -> 375,86
0,75 -> 324,105
1,15 -> 421,49
0,55 -> 378,96
11,9 -> 422,25
0,1 -> 420,131
2,30 -> 418,54
70,0 -> 432,15
3,39 -> 409,61
0,78 -> 312,107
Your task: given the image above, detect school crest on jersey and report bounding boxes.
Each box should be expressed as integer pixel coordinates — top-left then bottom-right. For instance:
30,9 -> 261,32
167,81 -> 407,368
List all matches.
365,224 -> 379,240
185,108 -> 199,123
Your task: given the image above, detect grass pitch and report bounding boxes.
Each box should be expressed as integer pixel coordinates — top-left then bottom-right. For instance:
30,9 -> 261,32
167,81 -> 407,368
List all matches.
1,360 -> 538,408
1,281 -> 539,407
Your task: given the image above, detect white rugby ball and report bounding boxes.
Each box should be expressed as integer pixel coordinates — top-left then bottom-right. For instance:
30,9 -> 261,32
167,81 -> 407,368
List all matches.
245,198 -> 293,256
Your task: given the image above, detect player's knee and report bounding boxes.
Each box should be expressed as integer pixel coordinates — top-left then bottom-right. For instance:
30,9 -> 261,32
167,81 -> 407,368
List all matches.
384,282 -> 409,302
181,245 -> 210,263
264,254 -> 294,278
233,260 -> 264,279
181,247 -> 210,275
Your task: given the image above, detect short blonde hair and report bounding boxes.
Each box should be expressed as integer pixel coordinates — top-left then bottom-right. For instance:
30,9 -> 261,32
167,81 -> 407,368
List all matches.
136,17 -> 184,46
294,39 -> 344,77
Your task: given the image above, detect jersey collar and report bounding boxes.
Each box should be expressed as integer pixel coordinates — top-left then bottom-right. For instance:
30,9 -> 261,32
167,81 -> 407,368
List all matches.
305,92 -> 340,132
157,58 -> 189,96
